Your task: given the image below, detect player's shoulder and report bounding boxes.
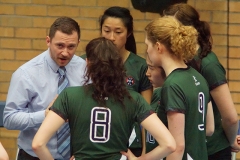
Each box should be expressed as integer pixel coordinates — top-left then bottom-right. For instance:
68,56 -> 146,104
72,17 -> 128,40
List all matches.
201,51 -> 220,66
128,89 -> 143,100
126,52 -> 147,69
129,52 -> 146,62
64,86 -> 86,96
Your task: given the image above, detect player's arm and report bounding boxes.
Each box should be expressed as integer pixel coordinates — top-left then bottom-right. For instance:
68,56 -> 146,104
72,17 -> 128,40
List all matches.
206,101 -> 214,136
140,88 -> 153,155
210,83 -> 238,145
0,142 -> 9,160
166,111 -> 185,160
122,113 -> 176,160
32,111 -> 65,160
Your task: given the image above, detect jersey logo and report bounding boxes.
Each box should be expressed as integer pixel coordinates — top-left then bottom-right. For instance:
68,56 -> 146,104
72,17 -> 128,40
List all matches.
193,76 -> 200,86
126,76 -> 135,86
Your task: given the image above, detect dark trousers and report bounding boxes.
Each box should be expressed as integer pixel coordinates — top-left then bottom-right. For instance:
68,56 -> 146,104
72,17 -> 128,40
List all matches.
17,149 -> 40,160
208,147 -> 232,160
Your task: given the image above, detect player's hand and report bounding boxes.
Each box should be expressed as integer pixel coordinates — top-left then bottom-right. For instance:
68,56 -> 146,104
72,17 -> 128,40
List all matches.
69,155 -> 75,160
231,135 -> 240,153
45,95 -> 58,117
121,149 -> 138,160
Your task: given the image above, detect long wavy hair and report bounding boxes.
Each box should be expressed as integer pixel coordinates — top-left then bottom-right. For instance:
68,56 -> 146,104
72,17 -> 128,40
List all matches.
84,37 -> 131,107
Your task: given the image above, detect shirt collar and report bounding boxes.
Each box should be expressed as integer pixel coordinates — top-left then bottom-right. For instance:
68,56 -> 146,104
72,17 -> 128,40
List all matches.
46,48 -> 59,73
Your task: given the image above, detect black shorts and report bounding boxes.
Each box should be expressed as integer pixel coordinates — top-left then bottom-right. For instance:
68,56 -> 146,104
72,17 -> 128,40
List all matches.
208,146 -> 232,160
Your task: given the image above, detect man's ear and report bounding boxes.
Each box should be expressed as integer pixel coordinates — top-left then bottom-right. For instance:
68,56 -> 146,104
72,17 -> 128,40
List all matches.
46,36 -> 50,47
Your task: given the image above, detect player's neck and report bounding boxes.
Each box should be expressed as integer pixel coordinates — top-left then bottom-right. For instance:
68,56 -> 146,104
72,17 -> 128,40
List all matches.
119,49 -> 130,63
162,57 -> 187,77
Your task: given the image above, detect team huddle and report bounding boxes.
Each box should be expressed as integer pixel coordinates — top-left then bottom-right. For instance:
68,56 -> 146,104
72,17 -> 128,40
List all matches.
2,3 -> 240,160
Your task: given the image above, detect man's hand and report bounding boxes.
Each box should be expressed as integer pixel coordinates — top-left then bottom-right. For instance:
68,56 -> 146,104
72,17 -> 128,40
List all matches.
45,95 -> 58,117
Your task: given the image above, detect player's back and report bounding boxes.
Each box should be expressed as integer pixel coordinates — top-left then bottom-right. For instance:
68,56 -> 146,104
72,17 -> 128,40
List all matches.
56,85 -> 152,160
159,66 -> 210,160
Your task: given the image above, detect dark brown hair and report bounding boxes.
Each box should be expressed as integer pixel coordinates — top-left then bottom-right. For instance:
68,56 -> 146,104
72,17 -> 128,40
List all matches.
164,3 -> 212,70
49,16 -> 80,40
84,37 -> 131,107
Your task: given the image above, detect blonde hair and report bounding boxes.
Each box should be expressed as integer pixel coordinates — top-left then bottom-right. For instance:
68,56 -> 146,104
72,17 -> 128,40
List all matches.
145,16 -> 198,62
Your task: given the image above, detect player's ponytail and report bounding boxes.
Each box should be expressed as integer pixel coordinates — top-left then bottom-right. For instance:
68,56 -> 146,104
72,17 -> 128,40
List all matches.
170,25 -> 198,62
145,16 -> 198,62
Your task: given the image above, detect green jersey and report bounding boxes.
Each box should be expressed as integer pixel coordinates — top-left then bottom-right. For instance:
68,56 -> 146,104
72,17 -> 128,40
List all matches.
145,87 -> 161,153
80,53 -> 151,92
158,67 -> 210,160
81,53 -> 152,149
124,52 -> 152,149
196,51 -> 229,155
51,85 -> 153,160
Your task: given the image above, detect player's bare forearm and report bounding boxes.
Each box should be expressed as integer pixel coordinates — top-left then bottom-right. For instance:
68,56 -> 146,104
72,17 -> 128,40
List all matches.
32,145 -> 54,160
210,84 -> 239,145
222,121 -> 238,146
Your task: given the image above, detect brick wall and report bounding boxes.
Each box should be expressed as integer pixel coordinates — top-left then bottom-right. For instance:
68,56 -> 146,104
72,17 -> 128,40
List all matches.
0,0 -> 239,159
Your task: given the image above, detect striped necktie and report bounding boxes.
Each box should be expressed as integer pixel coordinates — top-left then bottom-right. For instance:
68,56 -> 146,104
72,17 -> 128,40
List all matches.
57,67 -> 70,159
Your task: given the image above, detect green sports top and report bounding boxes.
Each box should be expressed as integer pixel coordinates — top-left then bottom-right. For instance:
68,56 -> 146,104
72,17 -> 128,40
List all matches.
123,52 -> 152,149
145,87 -> 161,153
51,85 -> 153,160
157,66 -> 210,160
80,53 -> 151,92
197,51 -> 229,155
81,52 -> 152,149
